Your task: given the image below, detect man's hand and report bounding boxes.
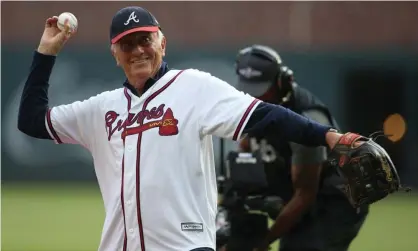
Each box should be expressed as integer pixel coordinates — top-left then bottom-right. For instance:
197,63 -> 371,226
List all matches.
326,131 -> 367,150
325,131 -> 343,149
37,16 -> 75,56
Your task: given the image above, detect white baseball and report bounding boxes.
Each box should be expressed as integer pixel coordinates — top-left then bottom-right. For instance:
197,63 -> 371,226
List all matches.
57,12 -> 78,32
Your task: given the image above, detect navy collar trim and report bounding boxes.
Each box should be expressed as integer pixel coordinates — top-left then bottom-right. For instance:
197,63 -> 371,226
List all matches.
123,61 -> 170,97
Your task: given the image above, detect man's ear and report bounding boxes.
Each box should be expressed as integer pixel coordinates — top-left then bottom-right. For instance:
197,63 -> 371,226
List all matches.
110,44 -> 120,66
161,36 -> 167,57
115,56 -> 120,66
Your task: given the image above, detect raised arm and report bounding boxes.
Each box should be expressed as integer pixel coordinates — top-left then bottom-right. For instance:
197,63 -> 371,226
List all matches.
18,51 -> 55,139
18,16 -> 99,150
18,16 -> 72,138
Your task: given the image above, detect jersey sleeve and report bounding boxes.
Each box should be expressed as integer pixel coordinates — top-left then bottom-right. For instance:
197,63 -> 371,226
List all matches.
290,109 -> 331,165
196,70 -> 261,141
45,95 -> 101,149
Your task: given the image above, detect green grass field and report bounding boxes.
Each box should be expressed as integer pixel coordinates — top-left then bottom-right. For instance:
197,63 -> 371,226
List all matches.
2,182 -> 418,251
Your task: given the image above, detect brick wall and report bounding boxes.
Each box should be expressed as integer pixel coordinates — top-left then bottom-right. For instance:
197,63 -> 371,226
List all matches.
2,1 -> 417,48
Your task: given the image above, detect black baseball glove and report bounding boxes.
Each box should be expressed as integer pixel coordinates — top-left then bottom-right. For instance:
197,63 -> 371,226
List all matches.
325,132 -> 409,208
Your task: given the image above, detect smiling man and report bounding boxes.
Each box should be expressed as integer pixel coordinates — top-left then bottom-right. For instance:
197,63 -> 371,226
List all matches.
17,6 -> 361,251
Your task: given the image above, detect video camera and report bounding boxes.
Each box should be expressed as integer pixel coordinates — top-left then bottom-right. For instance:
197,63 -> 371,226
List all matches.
216,150 -> 284,251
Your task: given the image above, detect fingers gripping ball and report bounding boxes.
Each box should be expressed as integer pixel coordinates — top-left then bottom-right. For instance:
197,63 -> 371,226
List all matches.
57,12 -> 78,33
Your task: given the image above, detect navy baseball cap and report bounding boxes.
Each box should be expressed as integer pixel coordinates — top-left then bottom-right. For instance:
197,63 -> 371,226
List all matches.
110,6 -> 161,44
235,45 -> 282,97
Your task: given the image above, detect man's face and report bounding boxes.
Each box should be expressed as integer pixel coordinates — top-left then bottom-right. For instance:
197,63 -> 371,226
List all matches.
257,84 -> 280,104
113,31 -> 166,82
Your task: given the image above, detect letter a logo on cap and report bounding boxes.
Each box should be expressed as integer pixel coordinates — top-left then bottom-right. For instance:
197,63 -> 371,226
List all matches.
124,11 -> 140,25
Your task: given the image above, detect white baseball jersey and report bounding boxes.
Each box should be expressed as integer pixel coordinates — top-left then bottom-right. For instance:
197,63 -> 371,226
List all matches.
45,69 -> 261,251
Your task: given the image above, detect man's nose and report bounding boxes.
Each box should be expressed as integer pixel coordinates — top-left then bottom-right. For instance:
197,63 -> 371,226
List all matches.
132,44 -> 145,54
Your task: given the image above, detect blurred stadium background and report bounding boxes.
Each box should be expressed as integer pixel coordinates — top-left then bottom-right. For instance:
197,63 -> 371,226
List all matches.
1,1 -> 418,251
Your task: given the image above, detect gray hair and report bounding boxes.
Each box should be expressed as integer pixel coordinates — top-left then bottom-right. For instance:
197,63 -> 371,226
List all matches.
156,30 -> 164,43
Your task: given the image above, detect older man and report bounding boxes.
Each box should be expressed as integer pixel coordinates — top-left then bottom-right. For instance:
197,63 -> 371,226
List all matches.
18,6 -> 349,251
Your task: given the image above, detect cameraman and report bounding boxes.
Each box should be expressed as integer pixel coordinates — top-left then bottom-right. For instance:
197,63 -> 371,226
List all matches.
228,45 -> 369,251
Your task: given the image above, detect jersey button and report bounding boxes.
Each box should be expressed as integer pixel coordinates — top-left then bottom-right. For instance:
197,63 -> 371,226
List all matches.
127,200 -> 132,205
127,146 -> 133,152
129,228 -> 134,233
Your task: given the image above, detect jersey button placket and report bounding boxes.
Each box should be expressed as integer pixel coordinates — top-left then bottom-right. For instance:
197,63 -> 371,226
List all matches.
122,135 -> 141,249
128,227 -> 138,240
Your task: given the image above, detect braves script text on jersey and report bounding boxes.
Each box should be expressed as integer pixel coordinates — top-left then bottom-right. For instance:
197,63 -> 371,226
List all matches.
18,52 -> 332,251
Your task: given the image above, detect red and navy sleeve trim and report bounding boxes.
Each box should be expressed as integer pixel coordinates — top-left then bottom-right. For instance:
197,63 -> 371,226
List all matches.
233,98 -> 260,141
46,108 -> 63,144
